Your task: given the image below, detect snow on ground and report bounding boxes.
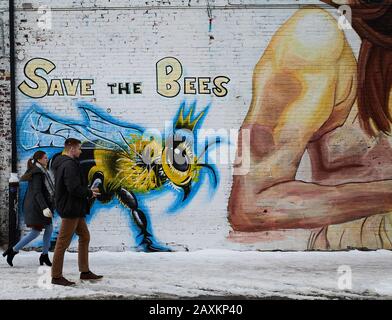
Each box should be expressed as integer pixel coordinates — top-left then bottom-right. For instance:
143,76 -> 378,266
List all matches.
1,249 -> 392,300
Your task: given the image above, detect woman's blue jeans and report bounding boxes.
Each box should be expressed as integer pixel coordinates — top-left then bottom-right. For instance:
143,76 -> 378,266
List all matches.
13,224 -> 53,254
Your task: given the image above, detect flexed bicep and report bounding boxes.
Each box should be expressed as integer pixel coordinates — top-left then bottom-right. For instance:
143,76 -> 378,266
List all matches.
236,68 -> 337,192
229,66 -> 338,231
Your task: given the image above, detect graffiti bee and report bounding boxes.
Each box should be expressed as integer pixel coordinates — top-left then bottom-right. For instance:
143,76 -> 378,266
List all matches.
19,101 -> 219,252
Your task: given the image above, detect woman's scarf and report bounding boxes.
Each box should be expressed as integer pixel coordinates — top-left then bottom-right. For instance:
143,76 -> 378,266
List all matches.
35,162 -> 55,202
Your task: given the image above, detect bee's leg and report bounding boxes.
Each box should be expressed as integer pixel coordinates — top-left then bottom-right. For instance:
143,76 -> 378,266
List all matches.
90,171 -> 103,190
116,188 -> 172,252
89,171 -> 115,202
86,171 -> 114,224
84,172 -> 104,226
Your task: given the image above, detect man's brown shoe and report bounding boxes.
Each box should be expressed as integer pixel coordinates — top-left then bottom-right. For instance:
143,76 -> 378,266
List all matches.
80,271 -> 103,280
51,277 -> 76,286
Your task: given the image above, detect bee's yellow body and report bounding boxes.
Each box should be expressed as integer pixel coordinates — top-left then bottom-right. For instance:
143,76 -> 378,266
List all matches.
87,133 -> 200,196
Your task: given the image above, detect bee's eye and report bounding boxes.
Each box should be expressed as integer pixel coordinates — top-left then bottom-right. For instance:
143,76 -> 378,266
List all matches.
172,147 -> 189,172
174,148 -> 187,157
164,130 -> 194,176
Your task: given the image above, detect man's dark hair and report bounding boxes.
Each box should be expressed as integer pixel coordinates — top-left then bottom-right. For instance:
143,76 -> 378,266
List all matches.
64,138 -> 82,150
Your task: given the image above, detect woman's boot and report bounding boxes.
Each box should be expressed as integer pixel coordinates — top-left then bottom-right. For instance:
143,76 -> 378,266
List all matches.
39,253 -> 52,266
2,247 -> 18,267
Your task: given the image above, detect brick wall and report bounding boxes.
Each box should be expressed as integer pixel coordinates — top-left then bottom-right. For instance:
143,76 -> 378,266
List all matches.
3,0 -> 382,251
0,3 -> 11,246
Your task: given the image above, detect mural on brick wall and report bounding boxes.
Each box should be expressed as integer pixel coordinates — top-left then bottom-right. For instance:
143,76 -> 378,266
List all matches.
18,100 -> 221,252
13,0 -> 392,251
228,1 -> 392,250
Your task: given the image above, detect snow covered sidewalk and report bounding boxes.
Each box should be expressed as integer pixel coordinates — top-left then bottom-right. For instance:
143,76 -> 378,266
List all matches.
1,249 -> 392,300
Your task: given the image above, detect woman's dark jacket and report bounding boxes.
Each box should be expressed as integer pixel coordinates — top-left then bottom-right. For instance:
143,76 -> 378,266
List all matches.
21,167 -> 54,227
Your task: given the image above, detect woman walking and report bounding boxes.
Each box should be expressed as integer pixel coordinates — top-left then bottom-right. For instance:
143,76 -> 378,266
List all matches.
2,151 -> 55,267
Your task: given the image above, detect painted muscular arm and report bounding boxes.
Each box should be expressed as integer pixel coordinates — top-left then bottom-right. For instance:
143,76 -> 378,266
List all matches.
228,9 -> 392,232
229,71 -> 392,231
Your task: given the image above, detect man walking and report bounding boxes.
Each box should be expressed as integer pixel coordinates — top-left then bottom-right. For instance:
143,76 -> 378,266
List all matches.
50,138 -> 103,286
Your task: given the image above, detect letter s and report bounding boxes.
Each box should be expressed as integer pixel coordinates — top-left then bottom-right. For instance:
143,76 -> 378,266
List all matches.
213,76 -> 230,97
18,58 -> 56,98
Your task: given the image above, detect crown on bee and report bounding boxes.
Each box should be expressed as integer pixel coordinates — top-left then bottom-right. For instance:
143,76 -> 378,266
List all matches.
175,103 -> 206,132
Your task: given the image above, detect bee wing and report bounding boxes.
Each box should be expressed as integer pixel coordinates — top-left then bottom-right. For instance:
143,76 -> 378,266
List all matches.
19,102 -> 143,154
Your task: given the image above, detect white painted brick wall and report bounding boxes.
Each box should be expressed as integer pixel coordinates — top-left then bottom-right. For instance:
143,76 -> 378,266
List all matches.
1,0 -> 365,250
